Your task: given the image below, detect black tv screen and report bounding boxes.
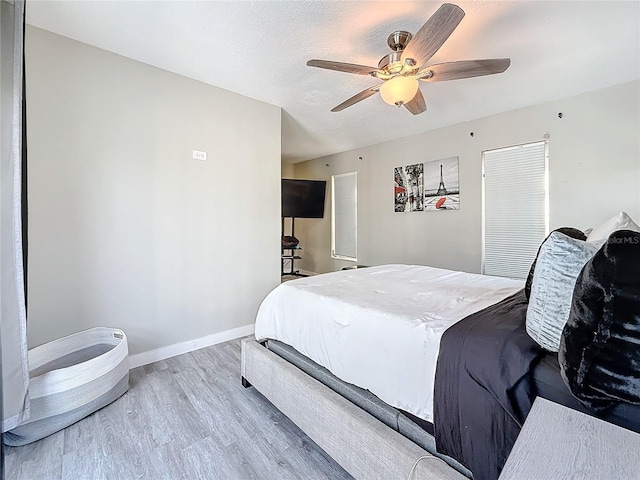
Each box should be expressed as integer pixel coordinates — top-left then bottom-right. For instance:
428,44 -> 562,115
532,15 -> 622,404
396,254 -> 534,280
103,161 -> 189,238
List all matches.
282,179 -> 326,218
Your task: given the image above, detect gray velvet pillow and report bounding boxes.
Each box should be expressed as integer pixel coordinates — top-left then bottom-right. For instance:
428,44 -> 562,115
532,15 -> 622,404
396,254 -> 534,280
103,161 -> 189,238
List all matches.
524,227 -> 586,301
526,232 -> 602,351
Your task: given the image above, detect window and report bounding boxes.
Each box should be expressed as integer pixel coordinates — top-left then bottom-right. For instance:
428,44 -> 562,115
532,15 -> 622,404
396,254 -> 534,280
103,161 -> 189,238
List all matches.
482,141 -> 548,278
332,172 -> 357,260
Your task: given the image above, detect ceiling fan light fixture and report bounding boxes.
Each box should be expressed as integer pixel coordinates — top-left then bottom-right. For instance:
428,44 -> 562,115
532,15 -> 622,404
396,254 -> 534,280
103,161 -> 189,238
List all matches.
379,76 -> 419,106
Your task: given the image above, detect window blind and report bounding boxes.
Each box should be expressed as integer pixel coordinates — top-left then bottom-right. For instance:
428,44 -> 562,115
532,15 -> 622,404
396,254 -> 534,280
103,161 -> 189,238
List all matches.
332,172 -> 357,260
483,141 -> 548,278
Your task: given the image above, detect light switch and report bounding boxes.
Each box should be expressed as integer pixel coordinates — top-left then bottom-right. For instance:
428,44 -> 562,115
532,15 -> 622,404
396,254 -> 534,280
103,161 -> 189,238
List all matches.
192,150 -> 207,161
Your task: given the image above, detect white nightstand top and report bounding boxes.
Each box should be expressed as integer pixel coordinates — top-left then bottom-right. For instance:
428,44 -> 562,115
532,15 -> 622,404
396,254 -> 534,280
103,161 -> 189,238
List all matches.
499,397 -> 640,480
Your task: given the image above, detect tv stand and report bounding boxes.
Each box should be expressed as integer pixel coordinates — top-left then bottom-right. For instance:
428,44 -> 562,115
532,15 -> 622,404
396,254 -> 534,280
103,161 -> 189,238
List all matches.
282,217 -> 306,277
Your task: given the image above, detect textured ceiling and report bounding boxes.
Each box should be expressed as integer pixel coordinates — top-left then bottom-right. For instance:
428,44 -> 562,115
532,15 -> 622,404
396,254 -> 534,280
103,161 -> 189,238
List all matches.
26,1 -> 640,163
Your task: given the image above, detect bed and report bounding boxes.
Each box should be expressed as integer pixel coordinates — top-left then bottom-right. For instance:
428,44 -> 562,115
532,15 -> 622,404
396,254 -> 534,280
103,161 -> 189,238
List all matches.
242,258 -> 640,479
253,264 -> 523,424
246,264 -> 523,479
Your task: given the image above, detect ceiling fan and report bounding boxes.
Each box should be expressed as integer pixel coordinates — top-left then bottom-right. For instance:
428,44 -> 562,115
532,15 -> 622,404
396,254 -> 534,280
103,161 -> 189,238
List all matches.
306,3 -> 510,115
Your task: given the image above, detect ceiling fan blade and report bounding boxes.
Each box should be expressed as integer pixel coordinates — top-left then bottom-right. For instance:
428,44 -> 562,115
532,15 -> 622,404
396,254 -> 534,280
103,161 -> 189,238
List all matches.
307,59 -> 380,76
401,3 -> 465,67
331,86 -> 380,112
404,89 -> 427,115
421,59 -> 511,82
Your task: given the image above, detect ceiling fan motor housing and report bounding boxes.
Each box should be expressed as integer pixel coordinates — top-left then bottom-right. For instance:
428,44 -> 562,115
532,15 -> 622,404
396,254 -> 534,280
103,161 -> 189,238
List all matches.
378,51 -> 402,71
378,31 -> 416,73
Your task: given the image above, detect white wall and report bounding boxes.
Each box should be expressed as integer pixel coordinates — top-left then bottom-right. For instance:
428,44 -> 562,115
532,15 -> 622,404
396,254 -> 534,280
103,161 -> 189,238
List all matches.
294,80 -> 640,275
25,27 -> 281,355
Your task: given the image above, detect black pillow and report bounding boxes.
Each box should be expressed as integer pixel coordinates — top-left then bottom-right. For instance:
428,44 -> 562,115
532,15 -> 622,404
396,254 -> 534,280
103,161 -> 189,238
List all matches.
558,230 -> 640,412
524,227 -> 587,301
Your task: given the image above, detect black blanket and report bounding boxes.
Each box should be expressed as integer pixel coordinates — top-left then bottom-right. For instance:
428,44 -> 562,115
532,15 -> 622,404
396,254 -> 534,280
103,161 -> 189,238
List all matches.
433,290 -> 546,480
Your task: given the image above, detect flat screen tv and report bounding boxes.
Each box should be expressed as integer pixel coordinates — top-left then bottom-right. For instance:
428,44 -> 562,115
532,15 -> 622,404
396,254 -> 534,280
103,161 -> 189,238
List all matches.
282,179 -> 326,218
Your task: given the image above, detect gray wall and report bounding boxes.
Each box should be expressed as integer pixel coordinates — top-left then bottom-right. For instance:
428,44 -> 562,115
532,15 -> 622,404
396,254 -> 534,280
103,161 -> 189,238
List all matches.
25,27 -> 281,355
281,162 -> 295,179
294,80 -> 640,274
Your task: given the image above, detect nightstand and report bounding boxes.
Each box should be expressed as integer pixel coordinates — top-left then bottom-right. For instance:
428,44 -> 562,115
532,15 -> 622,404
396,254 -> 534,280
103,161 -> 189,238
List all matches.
499,397 -> 640,480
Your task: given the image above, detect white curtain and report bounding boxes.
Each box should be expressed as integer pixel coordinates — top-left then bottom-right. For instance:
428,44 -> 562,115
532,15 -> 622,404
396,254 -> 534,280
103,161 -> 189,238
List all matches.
1,0 -> 30,432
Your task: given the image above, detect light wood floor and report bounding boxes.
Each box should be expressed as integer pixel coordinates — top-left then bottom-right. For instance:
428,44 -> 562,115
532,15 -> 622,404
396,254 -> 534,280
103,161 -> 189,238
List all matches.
4,337 -> 352,480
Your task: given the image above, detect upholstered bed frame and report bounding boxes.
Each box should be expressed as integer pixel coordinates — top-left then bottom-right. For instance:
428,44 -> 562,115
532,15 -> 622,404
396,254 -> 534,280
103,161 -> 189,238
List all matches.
240,338 -> 466,480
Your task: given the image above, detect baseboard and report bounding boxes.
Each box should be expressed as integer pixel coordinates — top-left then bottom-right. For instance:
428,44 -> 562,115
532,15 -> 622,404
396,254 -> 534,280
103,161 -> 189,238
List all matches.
297,269 -> 318,276
128,323 -> 255,369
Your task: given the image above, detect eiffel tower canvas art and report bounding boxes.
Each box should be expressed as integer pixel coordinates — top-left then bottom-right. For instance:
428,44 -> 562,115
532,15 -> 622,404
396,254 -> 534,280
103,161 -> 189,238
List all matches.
424,157 -> 460,210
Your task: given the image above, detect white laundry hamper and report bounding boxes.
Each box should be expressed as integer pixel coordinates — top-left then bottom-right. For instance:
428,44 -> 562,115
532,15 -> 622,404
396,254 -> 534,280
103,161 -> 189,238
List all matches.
4,327 -> 129,446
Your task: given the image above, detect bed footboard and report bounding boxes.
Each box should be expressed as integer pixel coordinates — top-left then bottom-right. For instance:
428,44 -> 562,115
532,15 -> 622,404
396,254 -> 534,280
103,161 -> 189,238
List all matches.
241,338 -> 466,480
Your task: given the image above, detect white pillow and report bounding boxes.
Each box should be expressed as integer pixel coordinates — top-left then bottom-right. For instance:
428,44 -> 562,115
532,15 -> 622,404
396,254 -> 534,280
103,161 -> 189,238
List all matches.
586,211 -> 640,242
526,232 -> 603,351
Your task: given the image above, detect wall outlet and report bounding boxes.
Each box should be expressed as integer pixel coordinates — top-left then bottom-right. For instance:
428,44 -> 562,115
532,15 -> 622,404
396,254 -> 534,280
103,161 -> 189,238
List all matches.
192,150 -> 207,161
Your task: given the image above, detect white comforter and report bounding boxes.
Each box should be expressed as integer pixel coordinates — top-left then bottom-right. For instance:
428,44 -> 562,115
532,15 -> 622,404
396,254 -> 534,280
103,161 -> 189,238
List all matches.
254,264 -> 523,422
